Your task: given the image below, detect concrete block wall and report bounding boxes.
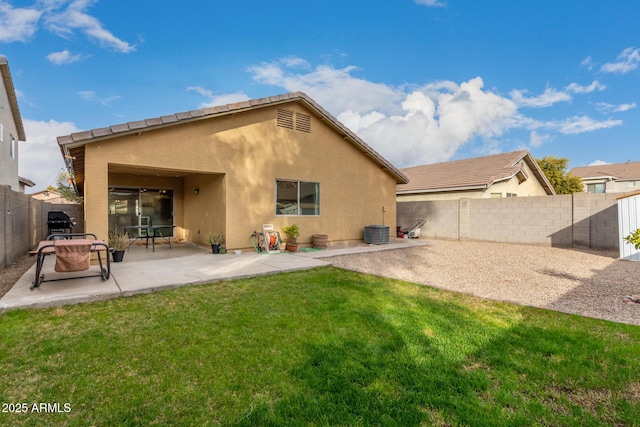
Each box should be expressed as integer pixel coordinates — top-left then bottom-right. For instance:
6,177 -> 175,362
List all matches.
397,199 -> 460,240
468,194 -> 574,246
398,192 -> 624,250
589,193 -> 620,249
1,185 -> 84,269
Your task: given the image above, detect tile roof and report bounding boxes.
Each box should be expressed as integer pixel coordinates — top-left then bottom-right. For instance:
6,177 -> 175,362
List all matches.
18,176 -> 35,187
0,56 -> 26,141
57,91 -> 408,185
397,150 -> 555,195
570,161 -> 640,181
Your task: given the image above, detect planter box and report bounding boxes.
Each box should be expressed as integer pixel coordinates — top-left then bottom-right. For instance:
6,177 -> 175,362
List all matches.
364,225 -> 389,245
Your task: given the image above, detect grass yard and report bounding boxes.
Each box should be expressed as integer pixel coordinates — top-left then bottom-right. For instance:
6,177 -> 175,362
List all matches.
1,266 -> 639,426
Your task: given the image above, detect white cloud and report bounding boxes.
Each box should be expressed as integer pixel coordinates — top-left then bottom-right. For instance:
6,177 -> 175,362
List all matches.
601,47 -> 640,74
249,58 -> 405,116
544,116 -> 622,135
596,102 -> 637,113
510,87 -> 572,108
415,0 -> 446,7
77,90 -> 120,106
581,56 -> 594,71
20,119 -> 81,192
566,80 -> 606,94
186,86 -> 250,108
249,59 -> 520,166
46,49 -> 87,64
510,80 -> 605,108
588,160 -> 610,166
43,0 -> 135,52
529,131 -> 552,148
0,1 -> 42,42
247,58 -> 625,167
0,1 -> 134,53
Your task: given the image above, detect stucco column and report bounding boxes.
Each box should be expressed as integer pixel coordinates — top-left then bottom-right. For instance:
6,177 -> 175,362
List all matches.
84,149 -> 109,241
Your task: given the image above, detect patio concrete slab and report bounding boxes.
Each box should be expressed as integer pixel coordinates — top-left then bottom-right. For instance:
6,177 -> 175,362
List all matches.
112,252 -> 328,294
1,255 -> 122,309
0,239 -> 431,311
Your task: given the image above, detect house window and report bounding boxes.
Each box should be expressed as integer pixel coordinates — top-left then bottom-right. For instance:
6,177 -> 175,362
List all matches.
276,180 -> 320,216
10,134 -> 15,159
506,193 -> 517,197
587,183 -> 605,193
490,193 -> 502,198
628,181 -> 637,188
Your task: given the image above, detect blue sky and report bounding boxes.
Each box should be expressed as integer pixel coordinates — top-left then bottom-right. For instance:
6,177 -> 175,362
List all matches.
2,0 -> 639,192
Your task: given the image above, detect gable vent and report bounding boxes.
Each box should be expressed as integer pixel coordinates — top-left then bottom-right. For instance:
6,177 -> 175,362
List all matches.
295,113 -> 311,133
277,109 -> 311,133
277,109 -> 294,129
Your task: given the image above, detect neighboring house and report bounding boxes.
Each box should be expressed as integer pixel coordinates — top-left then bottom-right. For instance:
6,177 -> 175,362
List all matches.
397,150 -> 555,202
18,176 -> 35,193
57,92 -> 408,250
31,189 -> 79,204
0,56 -> 31,192
570,161 -> 640,194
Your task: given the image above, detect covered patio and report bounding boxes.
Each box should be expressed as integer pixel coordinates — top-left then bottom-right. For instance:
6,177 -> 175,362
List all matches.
107,164 -> 226,247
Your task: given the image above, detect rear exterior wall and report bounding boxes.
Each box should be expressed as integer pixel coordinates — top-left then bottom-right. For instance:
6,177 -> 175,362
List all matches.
83,103 -> 398,249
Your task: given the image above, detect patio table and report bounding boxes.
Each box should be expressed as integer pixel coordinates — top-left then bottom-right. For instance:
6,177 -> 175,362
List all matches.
123,225 -> 176,252
29,233 -> 110,290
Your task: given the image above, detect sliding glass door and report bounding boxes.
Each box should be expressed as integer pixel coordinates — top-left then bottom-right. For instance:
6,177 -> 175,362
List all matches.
108,188 -> 173,237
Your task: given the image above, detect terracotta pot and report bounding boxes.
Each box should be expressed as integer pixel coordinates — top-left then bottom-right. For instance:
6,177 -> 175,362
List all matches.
312,234 -> 328,249
287,243 -> 298,252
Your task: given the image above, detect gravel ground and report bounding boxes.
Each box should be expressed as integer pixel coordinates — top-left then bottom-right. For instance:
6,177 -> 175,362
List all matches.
0,254 -> 36,300
326,240 -> 640,326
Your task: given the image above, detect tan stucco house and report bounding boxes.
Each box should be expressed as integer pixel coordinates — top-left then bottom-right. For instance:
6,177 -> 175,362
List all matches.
397,150 -> 555,202
570,161 -> 640,194
1,56 -> 33,193
57,92 -> 408,250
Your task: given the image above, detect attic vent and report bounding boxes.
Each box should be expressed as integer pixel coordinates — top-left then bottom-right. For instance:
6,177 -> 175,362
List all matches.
277,109 -> 294,129
295,113 -> 311,133
277,109 -> 311,133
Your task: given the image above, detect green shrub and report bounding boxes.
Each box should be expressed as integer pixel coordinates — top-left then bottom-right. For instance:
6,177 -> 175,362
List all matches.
624,228 -> 640,250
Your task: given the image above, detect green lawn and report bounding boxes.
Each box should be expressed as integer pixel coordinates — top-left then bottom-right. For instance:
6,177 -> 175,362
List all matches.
1,266 -> 639,426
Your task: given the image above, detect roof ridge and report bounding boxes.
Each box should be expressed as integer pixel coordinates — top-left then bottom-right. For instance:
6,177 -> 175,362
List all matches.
400,150 -> 529,172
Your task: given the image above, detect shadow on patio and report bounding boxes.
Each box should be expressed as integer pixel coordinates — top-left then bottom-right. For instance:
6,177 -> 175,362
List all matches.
121,240 -> 210,262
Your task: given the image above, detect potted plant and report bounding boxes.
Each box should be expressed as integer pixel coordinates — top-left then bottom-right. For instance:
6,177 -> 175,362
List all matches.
282,224 -> 300,252
208,233 -> 225,254
108,227 -> 130,262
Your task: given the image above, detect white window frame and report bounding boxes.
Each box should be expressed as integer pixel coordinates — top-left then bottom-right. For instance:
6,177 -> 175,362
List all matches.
10,134 -> 15,159
587,183 -> 605,194
275,179 -> 320,216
